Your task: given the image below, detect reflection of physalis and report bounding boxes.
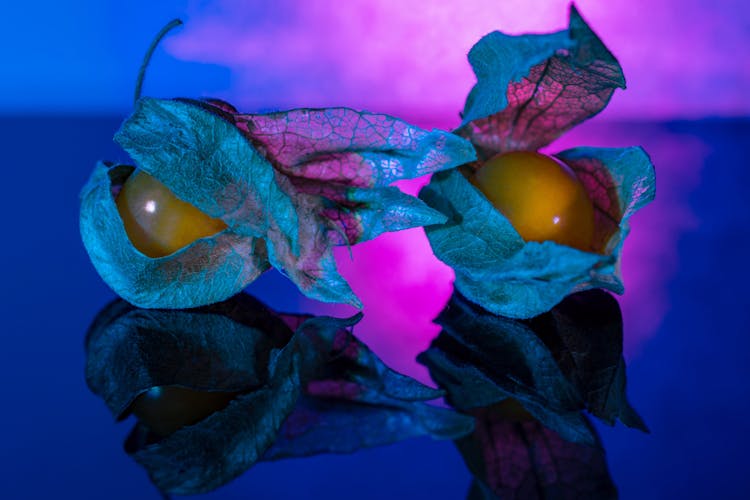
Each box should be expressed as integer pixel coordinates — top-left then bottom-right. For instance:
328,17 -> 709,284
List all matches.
419,289 -> 646,499
418,290 -> 648,446
85,293 -> 472,496
457,404 -> 618,500
80,21 -> 476,310
420,5 -> 656,319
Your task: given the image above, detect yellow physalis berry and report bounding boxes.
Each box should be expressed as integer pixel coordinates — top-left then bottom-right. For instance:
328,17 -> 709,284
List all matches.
115,171 -> 228,258
130,386 -> 238,437
471,151 -> 595,251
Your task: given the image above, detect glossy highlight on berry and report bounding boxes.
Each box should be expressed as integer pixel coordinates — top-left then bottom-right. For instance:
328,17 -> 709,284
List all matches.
471,151 -> 595,251
115,170 -> 228,258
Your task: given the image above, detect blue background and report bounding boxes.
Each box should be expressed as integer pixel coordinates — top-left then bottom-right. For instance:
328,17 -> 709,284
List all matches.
2,1 -> 750,499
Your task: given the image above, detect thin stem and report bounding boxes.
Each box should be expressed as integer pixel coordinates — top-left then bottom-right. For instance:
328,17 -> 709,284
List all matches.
134,18 -> 184,104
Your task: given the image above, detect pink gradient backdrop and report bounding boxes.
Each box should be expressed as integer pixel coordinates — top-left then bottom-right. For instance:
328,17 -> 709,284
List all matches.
168,0 -> 749,120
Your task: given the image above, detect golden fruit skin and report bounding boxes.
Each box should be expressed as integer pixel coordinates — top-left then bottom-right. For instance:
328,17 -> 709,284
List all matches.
130,386 -> 238,437
115,171 -> 228,258
471,151 -> 595,251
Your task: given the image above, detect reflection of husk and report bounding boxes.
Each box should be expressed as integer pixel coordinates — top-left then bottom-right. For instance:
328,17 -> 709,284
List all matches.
85,295 -> 290,419
124,337 -> 303,495
418,290 -> 647,446
86,293 -> 474,495
85,294 -> 305,494
456,406 -> 617,500
418,289 -> 645,498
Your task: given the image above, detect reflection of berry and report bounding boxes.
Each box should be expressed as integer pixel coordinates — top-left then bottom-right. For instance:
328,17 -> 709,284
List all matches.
471,151 -> 595,251
116,170 -> 227,258
130,385 -> 238,437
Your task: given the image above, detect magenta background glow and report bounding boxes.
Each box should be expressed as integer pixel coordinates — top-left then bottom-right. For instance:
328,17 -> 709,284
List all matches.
167,0 -> 750,120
